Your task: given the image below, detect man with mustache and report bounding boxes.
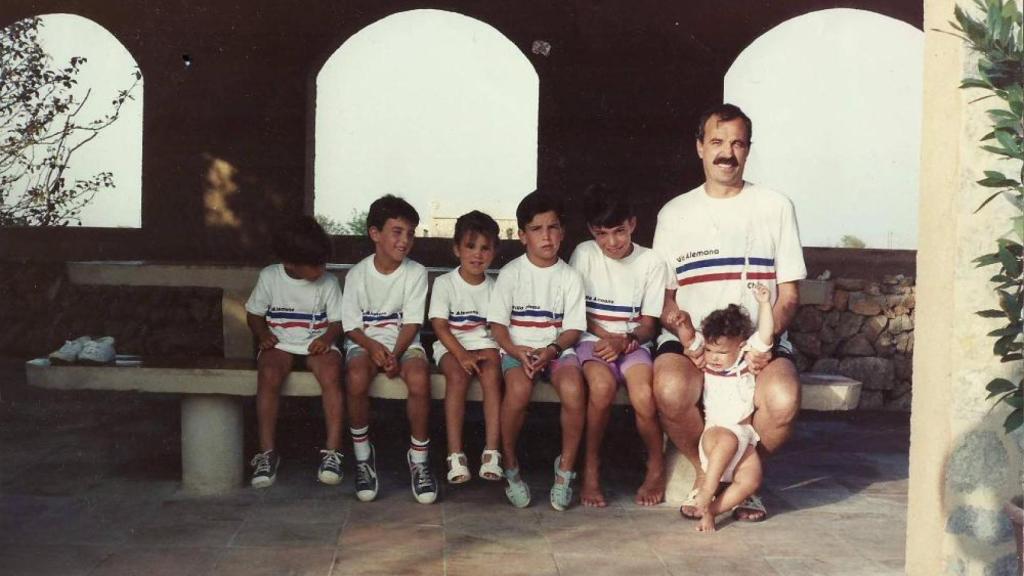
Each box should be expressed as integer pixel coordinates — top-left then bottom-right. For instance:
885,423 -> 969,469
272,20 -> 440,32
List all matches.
651,103 -> 806,523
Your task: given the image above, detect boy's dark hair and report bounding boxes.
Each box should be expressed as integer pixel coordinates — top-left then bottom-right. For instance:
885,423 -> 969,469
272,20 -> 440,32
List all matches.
583,183 -> 634,229
695,103 -> 753,144
274,215 -> 332,266
366,194 -> 419,234
454,210 -> 500,246
700,304 -> 754,344
516,189 -> 563,231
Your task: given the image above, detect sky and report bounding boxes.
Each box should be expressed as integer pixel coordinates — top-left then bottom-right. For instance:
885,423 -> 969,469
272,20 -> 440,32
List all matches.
17,8 -> 923,248
24,13 -> 143,228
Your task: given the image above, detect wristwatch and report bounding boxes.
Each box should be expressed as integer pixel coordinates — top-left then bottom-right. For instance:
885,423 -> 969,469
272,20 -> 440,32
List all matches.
547,342 -> 564,356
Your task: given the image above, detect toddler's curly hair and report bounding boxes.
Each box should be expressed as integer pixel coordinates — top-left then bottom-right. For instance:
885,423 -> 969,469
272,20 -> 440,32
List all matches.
700,304 -> 754,343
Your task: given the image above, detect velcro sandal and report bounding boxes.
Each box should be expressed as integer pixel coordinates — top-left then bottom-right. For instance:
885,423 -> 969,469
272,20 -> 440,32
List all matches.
446,452 -> 471,484
479,449 -> 503,481
504,467 -> 531,508
549,455 -> 577,512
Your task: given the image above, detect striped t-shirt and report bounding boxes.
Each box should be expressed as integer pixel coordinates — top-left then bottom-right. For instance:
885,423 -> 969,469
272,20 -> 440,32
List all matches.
341,255 -> 428,353
568,240 -> 666,345
487,254 -> 586,354
652,182 -> 806,347
245,264 -> 344,355
428,267 -> 498,362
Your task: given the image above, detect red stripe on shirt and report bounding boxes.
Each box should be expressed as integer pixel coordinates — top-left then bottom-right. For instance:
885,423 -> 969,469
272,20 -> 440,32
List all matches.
450,323 -> 485,331
678,271 -> 776,286
586,312 -> 631,322
367,321 -> 399,328
510,319 -> 563,328
268,321 -> 330,329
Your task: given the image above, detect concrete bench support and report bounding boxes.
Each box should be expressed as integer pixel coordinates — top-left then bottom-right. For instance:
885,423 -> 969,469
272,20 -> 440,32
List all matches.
181,395 -> 243,494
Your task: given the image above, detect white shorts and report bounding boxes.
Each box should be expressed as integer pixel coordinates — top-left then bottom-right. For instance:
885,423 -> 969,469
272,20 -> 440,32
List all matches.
699,422 -> 760,483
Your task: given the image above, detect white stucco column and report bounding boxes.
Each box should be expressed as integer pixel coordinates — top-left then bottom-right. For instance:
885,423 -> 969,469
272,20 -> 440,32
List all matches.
908,1 -> 1023,575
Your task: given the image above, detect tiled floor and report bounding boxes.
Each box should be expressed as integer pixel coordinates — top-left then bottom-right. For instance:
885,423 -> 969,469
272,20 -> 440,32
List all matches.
0,358 -> 909,575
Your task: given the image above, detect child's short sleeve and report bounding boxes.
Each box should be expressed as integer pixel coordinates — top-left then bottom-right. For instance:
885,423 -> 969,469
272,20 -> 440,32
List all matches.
244,267 -> 273,316
324,275 -> 345,325
402,264 -> 428,326
487,266 -> 514,326
428,275 -> 451,321
561,267 -> 587,333
341,266 -> 364,334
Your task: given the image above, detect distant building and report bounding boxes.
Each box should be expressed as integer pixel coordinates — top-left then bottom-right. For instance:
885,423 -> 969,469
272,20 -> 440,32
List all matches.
425,202 -> 517,239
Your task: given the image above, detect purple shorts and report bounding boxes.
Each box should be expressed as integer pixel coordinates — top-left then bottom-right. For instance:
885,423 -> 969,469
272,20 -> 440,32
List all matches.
575,341 -> 653,384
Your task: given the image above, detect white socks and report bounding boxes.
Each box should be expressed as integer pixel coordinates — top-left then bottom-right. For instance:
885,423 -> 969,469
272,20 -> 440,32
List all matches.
409,436 -> 430,464
351,426 -> 370,461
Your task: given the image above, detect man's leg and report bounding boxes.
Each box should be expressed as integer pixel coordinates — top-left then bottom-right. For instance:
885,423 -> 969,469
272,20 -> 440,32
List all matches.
306,351 -> 344,451
733,356 -> 800,521
752,357 -> 801,454
580,360 -> 617,507
652,350 -> 704,486
256,349 -> 293,452
622,361 -> 666,506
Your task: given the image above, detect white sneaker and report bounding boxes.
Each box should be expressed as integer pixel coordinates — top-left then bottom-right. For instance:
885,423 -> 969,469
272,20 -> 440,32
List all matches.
48,336 -> 93,364
78,336 -> 116,365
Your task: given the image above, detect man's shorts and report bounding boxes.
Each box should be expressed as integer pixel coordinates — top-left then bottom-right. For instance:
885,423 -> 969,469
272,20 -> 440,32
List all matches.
500,351 -> 580,380
346,345 -> 427,364
575,341 -> 652,384
655,340 -> 796,363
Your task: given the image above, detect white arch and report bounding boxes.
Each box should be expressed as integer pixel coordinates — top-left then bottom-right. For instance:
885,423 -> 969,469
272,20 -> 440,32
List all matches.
314,9 -> 538,235
724,8 -> 922,249
28,13 -> 143,227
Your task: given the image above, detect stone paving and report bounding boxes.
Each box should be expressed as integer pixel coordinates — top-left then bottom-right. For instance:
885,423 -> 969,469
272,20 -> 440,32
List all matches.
0,358 -> 909,575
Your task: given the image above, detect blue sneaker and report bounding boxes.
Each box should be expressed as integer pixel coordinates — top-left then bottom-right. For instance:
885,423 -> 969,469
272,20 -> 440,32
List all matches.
250,450 -> 280,488
354,444 -> 379,502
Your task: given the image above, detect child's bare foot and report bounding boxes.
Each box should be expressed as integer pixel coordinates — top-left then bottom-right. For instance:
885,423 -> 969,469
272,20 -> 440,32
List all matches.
581,474 -> 606,507
635,466 -> 665,506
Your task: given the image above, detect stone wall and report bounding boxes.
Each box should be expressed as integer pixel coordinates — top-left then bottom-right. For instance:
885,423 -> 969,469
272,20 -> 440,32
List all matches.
0,263 -> 223,358
790,275 -> 916,411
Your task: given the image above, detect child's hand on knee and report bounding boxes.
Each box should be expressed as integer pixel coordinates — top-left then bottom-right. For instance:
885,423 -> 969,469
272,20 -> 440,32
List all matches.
454,351 -> 481,376
258,332 -> 279,350
307,336 -> 331,355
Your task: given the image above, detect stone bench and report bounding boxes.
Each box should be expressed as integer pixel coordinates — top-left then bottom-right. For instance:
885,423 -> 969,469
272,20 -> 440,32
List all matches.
26,355 -> 860,499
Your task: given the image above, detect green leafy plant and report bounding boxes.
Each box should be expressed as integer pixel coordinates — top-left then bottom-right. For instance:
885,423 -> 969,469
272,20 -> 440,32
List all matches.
952,0 -> 1023,433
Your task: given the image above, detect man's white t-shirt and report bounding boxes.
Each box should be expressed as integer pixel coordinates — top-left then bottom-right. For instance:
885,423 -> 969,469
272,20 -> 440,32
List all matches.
652,182 -> 806,350
341,255 -> 428,353
428,268 -> 498,363
568,240 -> 666,345
486,255 -> 587,354
245,264 -> 345,355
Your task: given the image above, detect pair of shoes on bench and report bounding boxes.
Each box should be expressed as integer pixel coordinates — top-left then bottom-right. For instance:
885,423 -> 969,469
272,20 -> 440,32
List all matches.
49,336 -> 116,365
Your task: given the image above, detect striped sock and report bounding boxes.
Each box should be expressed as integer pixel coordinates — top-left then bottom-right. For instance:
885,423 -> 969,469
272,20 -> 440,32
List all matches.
351,426 -> 370,461
409,436 -> 429,464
